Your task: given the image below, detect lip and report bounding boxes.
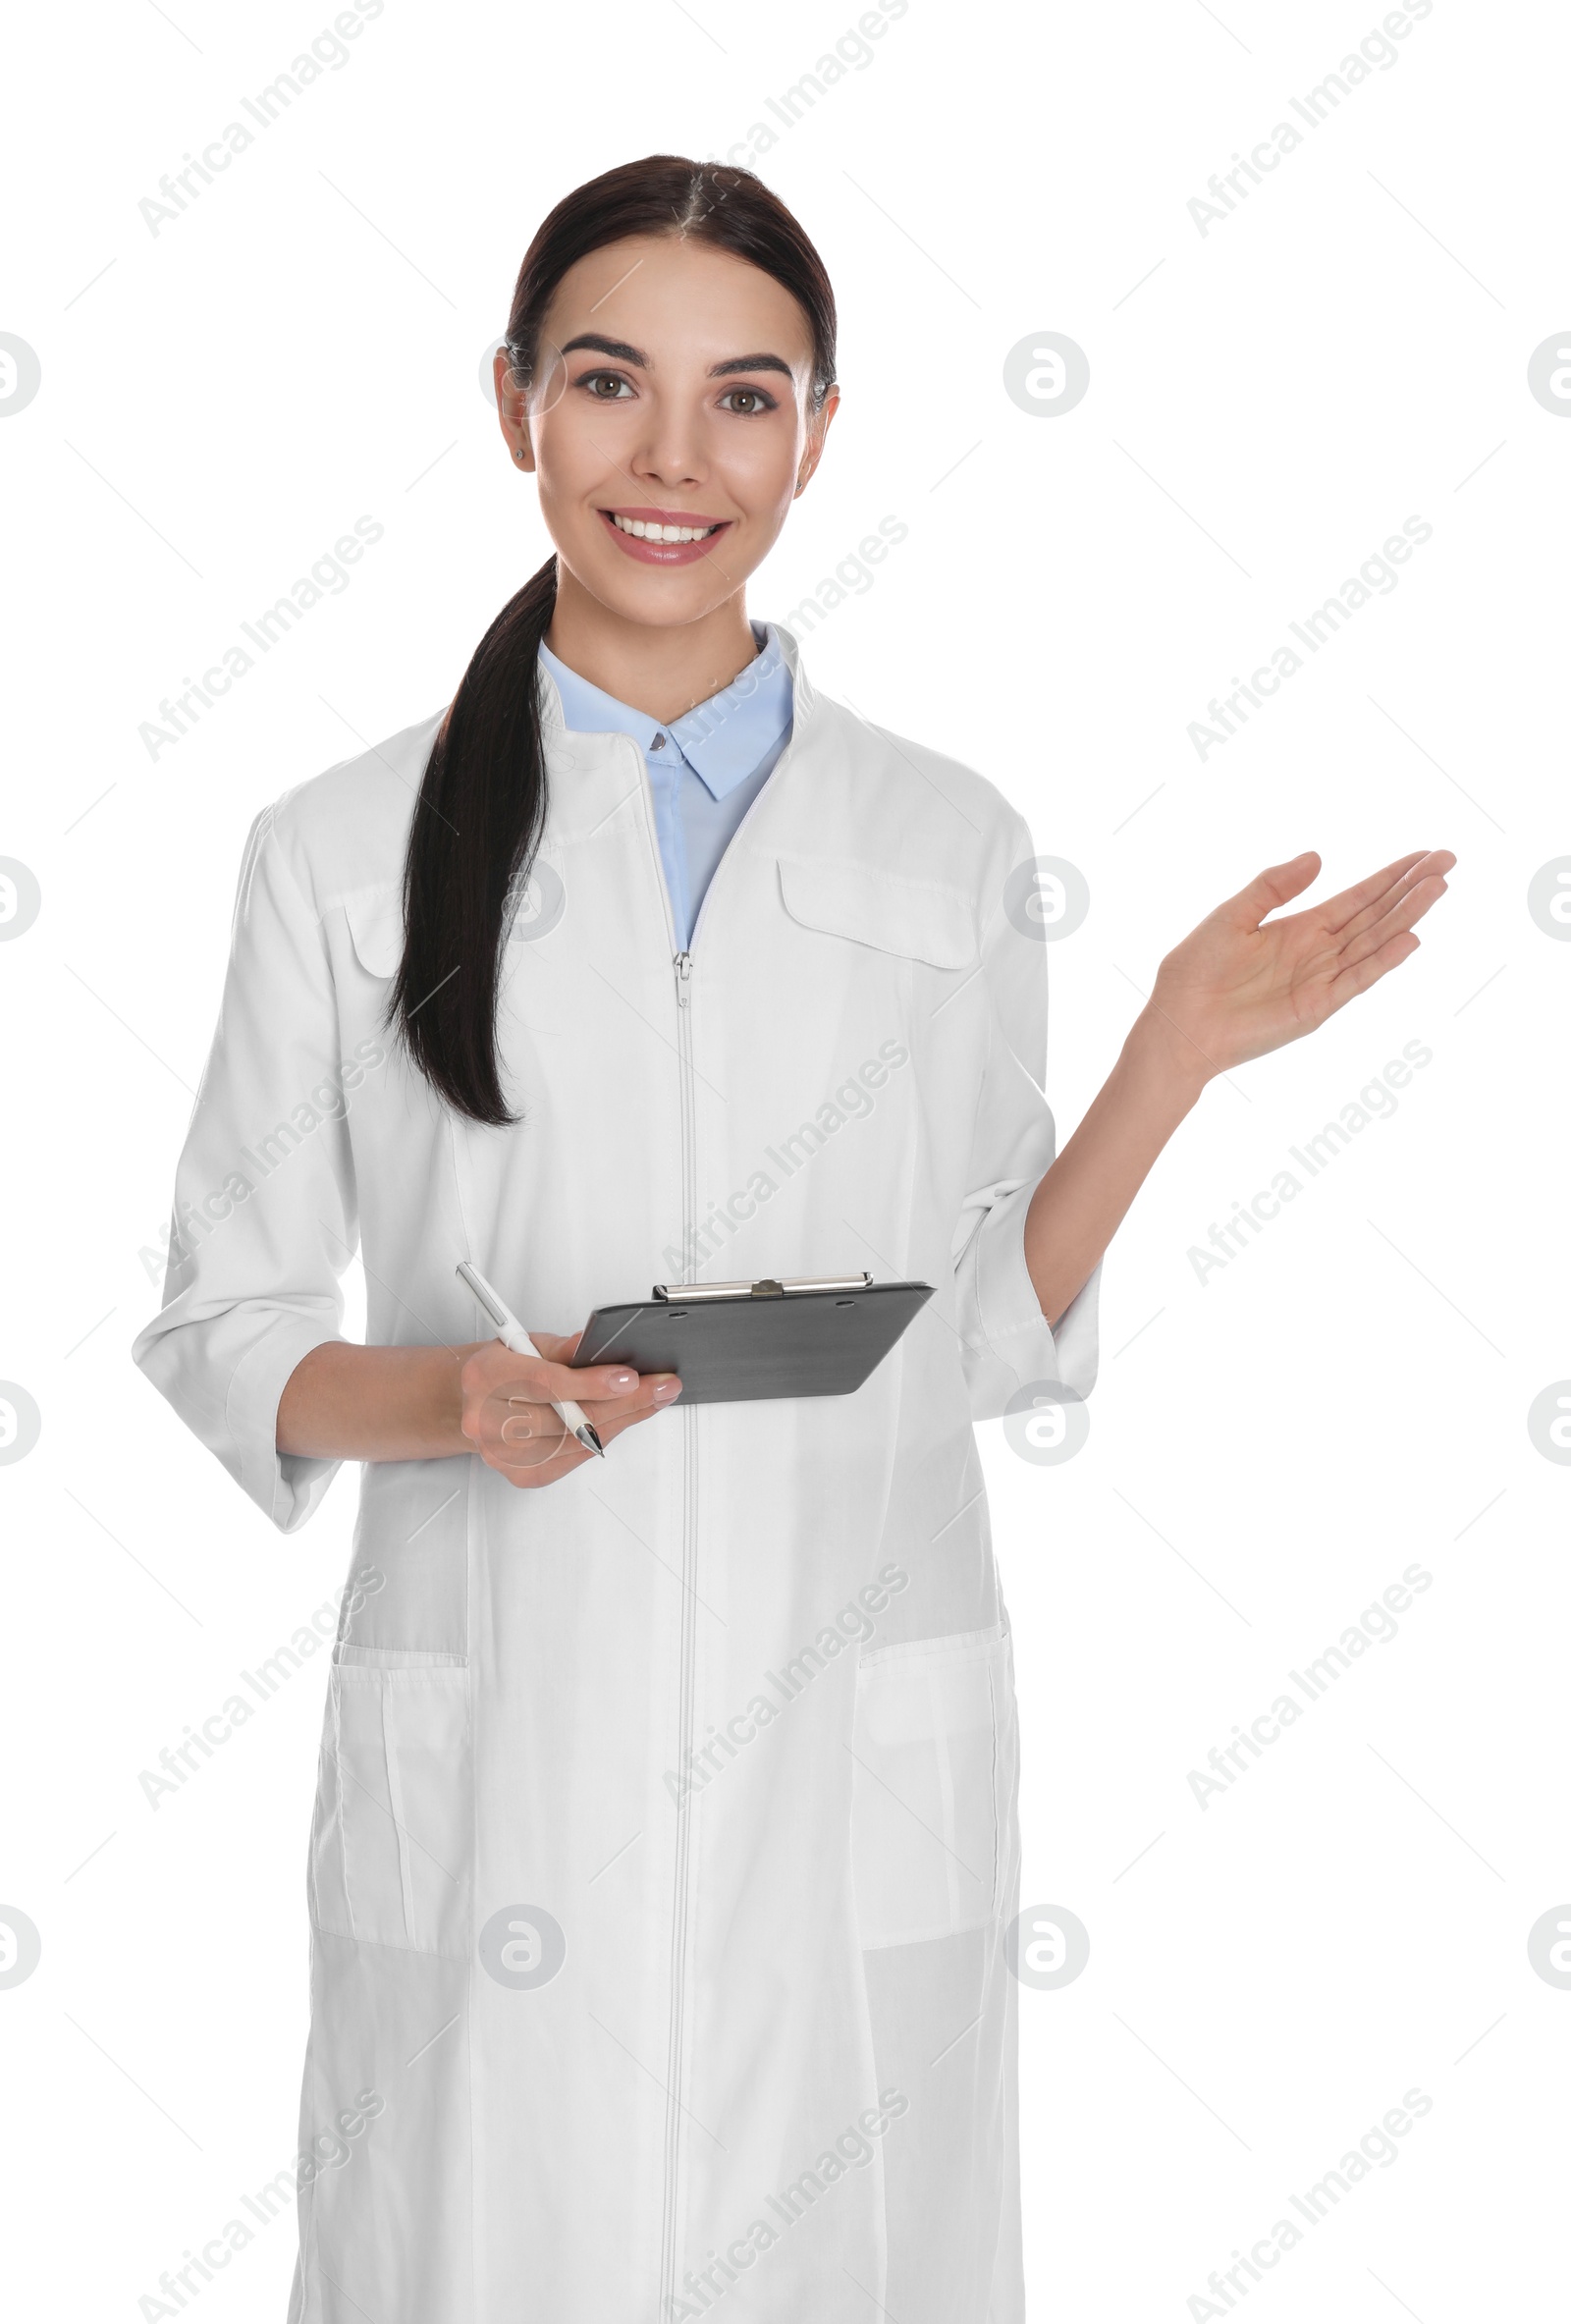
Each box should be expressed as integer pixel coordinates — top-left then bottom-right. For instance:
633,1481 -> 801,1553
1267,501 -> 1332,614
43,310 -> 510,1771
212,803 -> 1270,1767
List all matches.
597,507 -> 734,567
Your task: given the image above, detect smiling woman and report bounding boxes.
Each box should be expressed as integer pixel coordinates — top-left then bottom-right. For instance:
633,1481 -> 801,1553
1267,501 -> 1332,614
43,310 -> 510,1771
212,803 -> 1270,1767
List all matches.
393,165 -> 840,1125
132,151 -> 1452,2324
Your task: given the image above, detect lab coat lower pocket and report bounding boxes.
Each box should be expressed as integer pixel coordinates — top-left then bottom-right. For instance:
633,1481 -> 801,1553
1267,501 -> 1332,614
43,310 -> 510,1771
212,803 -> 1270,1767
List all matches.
309,1657 -> 472,1957
851,1623 -> 1009,1951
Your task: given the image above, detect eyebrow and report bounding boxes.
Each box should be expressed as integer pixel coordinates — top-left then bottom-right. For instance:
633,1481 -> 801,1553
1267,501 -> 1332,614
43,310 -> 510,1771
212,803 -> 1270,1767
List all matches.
558,333 -> 795,382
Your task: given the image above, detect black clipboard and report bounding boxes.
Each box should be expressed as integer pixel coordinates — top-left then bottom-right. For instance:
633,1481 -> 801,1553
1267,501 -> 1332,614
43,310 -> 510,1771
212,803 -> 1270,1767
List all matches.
568,1272 -> 934,1405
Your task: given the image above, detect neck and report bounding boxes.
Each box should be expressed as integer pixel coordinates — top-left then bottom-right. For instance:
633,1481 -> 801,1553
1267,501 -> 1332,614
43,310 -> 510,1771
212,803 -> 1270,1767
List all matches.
543,562 -> 759,725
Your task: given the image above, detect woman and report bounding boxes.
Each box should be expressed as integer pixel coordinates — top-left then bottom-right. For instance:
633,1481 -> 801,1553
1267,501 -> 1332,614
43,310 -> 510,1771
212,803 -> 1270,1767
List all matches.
133,156 -> 1451,2324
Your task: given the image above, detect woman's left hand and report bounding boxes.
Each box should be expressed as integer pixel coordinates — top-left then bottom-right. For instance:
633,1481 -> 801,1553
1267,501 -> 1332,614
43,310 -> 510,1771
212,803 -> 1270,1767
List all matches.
1143,846 -> 1455,1087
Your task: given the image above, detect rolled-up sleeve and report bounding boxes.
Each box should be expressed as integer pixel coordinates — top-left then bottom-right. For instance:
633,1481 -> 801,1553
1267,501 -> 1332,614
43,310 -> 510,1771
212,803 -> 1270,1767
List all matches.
951,814 -> 1101,1422
132,803 -> 355,1531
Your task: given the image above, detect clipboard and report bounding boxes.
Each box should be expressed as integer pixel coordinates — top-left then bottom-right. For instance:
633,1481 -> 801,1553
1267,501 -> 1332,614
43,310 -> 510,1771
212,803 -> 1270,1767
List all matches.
568,1272 -> 934,1406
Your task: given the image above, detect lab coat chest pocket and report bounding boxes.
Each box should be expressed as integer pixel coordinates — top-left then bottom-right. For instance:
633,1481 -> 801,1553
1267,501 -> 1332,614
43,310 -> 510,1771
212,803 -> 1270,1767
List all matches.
776,856 -> 977,974
309,1660 -> 472,1956
850,1624 -> 1013,1951
341,885 -> 405,980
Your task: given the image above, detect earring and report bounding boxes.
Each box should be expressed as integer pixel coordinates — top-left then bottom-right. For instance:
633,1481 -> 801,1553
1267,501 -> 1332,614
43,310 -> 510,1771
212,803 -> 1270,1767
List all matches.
514,447 -> 526,463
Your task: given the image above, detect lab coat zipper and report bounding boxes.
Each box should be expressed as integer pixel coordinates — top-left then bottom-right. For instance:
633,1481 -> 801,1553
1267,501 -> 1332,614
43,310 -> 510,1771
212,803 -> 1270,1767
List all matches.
655,746 -> 800,2312
660,944 -> 699,2317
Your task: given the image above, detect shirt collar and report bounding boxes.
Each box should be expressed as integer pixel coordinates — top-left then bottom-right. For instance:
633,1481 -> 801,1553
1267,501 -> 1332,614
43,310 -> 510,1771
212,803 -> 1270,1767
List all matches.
538,622 -> 794,803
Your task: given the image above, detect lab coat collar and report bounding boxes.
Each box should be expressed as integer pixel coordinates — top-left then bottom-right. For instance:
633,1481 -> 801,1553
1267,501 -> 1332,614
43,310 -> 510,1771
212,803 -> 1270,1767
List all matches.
668,624 -> 792,800
535,622 -> 820,842
537,623 -> 796,797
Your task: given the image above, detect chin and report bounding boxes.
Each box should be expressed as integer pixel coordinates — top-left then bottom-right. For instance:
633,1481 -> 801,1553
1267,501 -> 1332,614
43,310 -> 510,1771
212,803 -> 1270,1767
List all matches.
585,563 -> 745,627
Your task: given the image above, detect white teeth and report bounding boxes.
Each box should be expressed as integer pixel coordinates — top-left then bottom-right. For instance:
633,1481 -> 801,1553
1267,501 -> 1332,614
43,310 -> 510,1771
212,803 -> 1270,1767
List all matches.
612,513 -> 719,543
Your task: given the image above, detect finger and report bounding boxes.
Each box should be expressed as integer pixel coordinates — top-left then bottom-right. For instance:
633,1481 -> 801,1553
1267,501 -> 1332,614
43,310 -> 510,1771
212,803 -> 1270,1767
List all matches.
487,1405 -> 582,1479
1322,849 -> 1454,938
1220,851 -> 1322,929
462,1341 -> 567,1403
491,1397 -> 597,1470
1317,849 -> 1428,933
585,1376 -> 682,1438
488,1371 -> 681,1446
492,1439 -> 592,1487
468,1339 -> 640,1404
496,1396 -> 569,1439
1326,928 -> 1422,1008
1336,855 -> 1453,947
536,1355 -> 643,1403
488,1375 -> 681,1471
1334,870 -> 1449,972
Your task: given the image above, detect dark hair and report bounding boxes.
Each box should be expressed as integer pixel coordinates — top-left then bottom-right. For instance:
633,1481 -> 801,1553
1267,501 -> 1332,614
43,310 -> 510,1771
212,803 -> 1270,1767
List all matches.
390,155 -> 839,1125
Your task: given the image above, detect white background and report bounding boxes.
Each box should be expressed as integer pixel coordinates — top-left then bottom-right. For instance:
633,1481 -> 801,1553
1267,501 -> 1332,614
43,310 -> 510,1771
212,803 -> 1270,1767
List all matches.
3,1 -> 1567,2316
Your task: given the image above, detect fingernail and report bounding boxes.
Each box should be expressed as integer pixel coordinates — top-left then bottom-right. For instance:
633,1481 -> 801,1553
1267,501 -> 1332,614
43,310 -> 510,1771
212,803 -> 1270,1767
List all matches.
652,1378 -> 680,1401
610,1371 -> 636,1391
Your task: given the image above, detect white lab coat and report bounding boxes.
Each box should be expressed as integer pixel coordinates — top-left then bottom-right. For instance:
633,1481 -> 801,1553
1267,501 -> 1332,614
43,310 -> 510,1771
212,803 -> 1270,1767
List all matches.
133,627 -> 1099,2324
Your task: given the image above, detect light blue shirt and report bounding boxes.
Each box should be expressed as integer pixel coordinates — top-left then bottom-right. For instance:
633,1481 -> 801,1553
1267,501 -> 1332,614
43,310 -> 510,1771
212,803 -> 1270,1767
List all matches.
539,622 -> 794,950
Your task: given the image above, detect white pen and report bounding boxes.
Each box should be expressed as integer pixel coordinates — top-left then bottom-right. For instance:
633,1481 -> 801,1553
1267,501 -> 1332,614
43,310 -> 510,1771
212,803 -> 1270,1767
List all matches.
456,1260 -> 607,1459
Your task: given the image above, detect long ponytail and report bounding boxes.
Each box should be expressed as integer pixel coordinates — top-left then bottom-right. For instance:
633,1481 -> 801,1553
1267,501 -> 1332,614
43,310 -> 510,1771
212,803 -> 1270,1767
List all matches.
390,556 -> 557,1126
391,156 -> 838,1125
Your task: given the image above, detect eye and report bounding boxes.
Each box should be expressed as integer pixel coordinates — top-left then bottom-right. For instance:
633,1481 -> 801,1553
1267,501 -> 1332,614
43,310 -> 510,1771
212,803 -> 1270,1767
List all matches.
575,370 -> 634,401
718,385 -> 778,416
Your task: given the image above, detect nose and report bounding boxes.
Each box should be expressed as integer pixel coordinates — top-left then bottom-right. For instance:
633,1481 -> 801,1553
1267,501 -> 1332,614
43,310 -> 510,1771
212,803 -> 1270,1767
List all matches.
630,399 -> 706,492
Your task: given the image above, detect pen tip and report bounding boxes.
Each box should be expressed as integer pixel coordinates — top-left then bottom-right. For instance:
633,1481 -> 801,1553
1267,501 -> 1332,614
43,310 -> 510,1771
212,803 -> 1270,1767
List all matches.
578,1423 -> 607,1459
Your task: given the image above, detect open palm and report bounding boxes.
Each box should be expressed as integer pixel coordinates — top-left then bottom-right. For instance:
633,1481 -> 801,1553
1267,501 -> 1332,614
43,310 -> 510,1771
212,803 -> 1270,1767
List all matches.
1150,847 -> 1455,1082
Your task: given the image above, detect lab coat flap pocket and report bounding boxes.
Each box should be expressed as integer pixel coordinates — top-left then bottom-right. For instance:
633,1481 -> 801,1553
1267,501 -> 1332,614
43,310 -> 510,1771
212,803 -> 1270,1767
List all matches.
309,1662 -> 472,1957
777,855 -> 977,971
851,1624 -> 1008,1951
341,884 -> 406,979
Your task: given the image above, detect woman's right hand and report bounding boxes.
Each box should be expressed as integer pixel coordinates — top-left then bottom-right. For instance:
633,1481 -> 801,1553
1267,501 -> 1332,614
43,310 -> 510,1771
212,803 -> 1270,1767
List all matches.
459,1328 -> 681,1487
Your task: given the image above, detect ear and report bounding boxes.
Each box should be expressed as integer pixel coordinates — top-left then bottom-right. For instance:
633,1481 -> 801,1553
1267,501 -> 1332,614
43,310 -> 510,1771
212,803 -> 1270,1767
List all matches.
793,385 -> 841,498
494,345 -> 536,471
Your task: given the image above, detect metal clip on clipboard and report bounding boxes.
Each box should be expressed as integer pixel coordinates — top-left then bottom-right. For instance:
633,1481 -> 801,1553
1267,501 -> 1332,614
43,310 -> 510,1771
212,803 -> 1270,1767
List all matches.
651,1272 -> 874,1302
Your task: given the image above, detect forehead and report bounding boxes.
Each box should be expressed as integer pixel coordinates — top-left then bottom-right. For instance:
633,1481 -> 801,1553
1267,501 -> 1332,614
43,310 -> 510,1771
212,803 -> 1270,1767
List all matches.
541,234 -> 814,368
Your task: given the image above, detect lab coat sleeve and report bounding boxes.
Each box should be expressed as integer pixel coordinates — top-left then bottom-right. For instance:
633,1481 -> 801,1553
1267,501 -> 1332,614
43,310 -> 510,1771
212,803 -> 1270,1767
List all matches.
950,814 -> 1101,1423
132,802 -> 356,1532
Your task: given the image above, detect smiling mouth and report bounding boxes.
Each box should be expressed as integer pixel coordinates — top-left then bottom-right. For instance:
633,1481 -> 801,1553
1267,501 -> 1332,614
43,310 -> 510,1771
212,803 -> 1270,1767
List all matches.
603,509 -> 729,543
